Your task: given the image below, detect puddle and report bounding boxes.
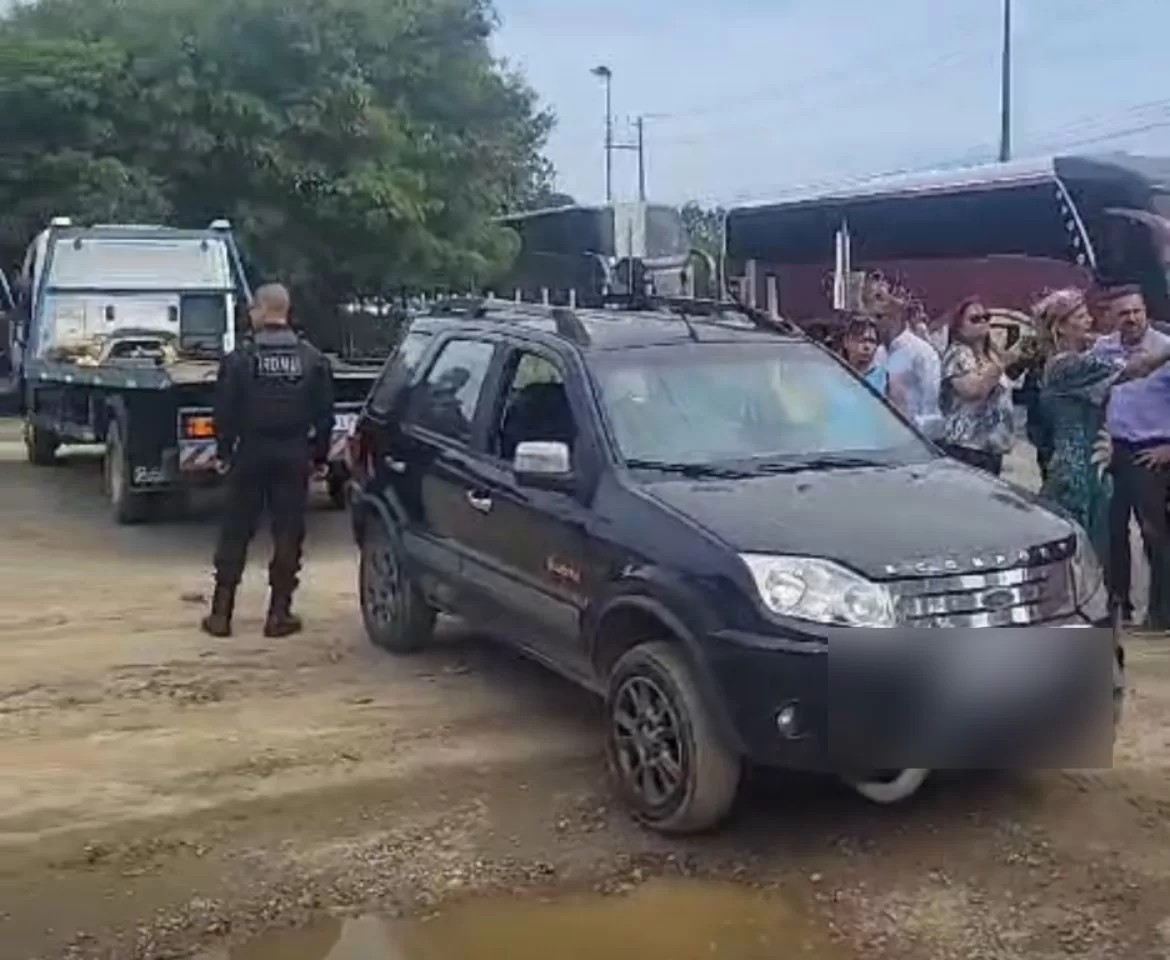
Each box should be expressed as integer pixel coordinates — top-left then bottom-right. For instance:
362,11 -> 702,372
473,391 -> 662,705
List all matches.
202,878 -> 849,959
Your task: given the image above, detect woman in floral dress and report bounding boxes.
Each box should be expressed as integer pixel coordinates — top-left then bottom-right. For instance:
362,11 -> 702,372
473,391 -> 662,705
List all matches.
1034,289 -> 1170,561
939,296 -> 1018,475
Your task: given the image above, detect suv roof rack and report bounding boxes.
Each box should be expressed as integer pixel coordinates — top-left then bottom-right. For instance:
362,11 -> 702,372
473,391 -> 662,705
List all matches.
601,290 -> 803,338
423,287 -> 802,349
427,295 -> 594,346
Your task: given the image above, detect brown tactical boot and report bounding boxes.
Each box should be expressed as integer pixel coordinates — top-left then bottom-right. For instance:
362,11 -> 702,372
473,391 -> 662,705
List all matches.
263,588 -> 303,638
200,584 -> 236,638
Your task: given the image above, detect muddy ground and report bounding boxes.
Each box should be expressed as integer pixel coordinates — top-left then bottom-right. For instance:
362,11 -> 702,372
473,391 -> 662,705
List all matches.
3,418 -> 1170,960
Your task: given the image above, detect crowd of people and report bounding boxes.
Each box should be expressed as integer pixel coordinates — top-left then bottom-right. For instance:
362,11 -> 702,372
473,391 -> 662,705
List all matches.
832,279 -> 1170,633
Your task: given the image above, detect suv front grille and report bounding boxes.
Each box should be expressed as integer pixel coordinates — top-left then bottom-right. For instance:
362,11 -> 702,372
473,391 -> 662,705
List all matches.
889,557 -> 1075,627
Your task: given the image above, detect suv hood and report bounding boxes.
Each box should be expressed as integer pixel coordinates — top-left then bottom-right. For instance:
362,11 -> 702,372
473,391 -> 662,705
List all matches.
638,458 -> 1075,579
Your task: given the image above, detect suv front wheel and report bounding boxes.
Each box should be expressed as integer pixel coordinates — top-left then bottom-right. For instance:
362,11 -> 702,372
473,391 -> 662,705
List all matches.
605,642 -> 742,834
359,519 -> 436,654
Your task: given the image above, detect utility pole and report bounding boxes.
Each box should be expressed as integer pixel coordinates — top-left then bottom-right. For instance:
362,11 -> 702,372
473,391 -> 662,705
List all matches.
591,65 -> 614,202
636,116 -> 646,202
999,0 -> 1013,162
591,65 -> 649,202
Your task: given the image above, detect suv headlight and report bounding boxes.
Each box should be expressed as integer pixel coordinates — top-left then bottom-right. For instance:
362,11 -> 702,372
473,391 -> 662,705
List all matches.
1071,528 -> 1106,610
740,554 -> 896,628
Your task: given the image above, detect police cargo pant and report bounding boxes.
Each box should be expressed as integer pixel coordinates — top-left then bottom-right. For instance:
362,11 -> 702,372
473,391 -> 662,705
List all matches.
214,450 -> 311,596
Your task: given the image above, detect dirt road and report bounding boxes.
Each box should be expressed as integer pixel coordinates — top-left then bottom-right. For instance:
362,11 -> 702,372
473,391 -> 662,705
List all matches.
4,420 -> 1170,960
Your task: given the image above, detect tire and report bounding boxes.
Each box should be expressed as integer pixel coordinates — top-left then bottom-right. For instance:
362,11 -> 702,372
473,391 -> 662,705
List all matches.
25,421 -> 59,466
848,768 -> 931,805
1113,646 -> 1125,728
358,518 -> 435,654
605,641 -> 742,834
327,473 -> 348,510
104,419 -> 150,525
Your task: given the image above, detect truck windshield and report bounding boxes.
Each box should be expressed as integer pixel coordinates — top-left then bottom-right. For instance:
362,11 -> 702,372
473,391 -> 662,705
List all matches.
47,237 -> 233,291
589,342 -> 932,471
645,205 -> 690,260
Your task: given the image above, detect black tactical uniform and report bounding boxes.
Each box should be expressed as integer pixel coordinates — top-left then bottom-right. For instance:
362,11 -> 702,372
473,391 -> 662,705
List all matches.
202,324 -> 334,638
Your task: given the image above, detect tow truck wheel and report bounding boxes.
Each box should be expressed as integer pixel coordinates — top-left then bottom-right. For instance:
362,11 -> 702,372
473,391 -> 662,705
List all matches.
326,472 -> 348,510
25,421 -> 59,466
104,420 -> 149,525
847,768 -> 931,805
606,642 -> 742,835
359,519 -> 435,654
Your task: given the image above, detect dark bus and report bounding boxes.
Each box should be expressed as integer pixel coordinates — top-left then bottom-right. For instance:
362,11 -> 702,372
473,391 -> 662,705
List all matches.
492,202 -> 710,306
723,153 -> 1170,326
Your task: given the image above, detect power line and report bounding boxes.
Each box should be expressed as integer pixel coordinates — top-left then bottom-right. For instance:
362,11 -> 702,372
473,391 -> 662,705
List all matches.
1041,115 -> 1170,152
674,108 -> 1170,209
640,1 -> 991,126
639,0 -> 1117,134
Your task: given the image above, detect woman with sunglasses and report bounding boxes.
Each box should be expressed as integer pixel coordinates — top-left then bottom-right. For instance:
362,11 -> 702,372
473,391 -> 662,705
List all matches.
938,296 -> 1019,475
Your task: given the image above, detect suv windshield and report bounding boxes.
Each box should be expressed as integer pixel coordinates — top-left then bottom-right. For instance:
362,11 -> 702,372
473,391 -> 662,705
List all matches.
589,341 -> 933,471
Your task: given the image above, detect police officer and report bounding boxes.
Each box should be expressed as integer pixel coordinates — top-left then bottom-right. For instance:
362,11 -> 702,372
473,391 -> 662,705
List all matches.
201,283 -> 334,638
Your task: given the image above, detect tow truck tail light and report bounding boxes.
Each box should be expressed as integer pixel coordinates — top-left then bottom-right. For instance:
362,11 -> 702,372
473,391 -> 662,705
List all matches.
181,414 -> 215,439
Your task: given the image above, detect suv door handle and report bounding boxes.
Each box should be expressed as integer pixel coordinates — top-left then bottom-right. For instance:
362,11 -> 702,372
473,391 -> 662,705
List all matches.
383,456 -> 407,474
466,491 -> 493,514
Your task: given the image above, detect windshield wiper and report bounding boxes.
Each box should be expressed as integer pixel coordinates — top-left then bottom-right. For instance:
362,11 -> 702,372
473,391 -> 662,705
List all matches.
749,454 -> 886,475
625,459 -> 750,479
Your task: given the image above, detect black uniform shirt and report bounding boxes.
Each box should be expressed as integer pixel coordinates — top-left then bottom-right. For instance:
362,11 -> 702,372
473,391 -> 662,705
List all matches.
213,326 -> 334,463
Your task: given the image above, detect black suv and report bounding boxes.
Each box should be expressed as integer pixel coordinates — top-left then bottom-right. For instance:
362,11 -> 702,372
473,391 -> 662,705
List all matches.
347,297 -> 1121,834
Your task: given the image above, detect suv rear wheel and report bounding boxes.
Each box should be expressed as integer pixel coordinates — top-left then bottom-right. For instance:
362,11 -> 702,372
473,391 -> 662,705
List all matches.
605,642 -> 741,834
359,519 -> 435,654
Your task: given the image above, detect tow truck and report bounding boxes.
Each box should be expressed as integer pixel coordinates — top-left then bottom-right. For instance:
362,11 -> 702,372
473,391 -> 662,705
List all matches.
6,218 -> 378,522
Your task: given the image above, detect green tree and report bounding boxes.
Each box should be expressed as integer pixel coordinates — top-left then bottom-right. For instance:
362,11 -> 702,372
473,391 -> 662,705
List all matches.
0,0 -> 553,322
680,202 -> 725,258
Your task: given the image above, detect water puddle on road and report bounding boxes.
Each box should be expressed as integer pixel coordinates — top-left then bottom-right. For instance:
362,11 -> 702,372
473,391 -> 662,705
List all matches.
202,878 -> 849,960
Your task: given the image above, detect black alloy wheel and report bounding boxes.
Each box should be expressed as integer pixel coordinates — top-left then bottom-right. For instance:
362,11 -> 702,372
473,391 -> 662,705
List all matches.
605,642 -> 741,834
359,520 -> 434,654
612,673 -> 687,809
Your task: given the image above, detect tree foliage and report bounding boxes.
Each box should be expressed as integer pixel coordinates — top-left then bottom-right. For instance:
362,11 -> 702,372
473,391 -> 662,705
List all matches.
680,202 -> 726,258
0,0 -> 554,315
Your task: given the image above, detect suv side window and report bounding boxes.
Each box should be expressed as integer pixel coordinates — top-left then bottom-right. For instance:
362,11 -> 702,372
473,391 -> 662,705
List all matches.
367,328 -> 433,419
491,349 -> 577,462
405,337 -> 495,444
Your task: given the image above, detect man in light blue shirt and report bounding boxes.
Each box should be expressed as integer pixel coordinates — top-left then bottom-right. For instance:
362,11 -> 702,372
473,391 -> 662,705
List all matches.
877,299 -> 942,439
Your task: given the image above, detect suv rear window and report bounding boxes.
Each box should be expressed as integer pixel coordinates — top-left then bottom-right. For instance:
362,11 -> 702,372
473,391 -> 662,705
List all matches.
589,341 -> 931,469
404,337 -> 495,443
367,328 -> 433,419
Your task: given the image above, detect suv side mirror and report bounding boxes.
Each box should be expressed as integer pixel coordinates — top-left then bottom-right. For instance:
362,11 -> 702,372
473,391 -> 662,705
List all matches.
513,440 -> 573,491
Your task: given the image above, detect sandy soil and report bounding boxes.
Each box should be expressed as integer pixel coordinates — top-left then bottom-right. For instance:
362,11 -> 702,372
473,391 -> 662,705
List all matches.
3,420 -> 1170,960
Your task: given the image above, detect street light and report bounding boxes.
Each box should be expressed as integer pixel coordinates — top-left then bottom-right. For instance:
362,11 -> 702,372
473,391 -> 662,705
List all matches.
591,65 -> 613,203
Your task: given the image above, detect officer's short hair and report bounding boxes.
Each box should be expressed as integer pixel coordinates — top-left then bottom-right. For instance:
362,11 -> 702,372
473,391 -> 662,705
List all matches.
255,283 -> 291,317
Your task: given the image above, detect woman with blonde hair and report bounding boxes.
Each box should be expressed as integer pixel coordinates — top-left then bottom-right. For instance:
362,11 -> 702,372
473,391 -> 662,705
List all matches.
1034,288 -> 1170,561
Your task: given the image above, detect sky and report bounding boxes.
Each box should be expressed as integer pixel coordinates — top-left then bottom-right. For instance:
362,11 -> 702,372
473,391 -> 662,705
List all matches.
492,0 -> 1170,207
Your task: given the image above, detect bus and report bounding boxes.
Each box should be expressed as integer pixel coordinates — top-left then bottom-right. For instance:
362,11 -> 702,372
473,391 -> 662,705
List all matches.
723,153 -> 1170,327
492,202 -> 712,306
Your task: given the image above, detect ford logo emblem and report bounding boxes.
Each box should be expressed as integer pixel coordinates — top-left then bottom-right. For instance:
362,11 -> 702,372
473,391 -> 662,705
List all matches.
984,588 -> 1015,611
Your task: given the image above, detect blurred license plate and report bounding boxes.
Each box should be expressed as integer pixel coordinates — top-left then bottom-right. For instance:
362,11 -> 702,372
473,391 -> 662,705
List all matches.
944,633 -> 1052,704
